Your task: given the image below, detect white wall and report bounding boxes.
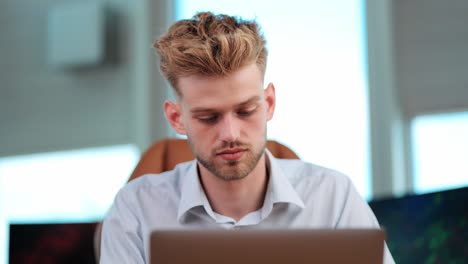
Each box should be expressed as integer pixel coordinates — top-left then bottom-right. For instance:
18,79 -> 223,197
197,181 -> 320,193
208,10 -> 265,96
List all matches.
0,0 -> 173,158
393,0 -> 468,117
366,0 -> 468,197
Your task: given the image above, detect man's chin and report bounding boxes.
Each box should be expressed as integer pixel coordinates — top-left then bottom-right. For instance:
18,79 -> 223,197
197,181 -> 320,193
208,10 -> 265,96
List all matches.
213,165 -> 247,181
216,171 -> 249,181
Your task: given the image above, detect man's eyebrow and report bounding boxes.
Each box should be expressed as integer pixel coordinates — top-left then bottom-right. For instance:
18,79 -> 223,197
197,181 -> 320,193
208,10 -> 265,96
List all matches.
236,95 -> 261,107
190,95 -> 261,114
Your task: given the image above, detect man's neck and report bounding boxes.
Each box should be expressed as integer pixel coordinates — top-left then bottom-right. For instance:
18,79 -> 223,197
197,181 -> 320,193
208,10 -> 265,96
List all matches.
198,154 -> 269,221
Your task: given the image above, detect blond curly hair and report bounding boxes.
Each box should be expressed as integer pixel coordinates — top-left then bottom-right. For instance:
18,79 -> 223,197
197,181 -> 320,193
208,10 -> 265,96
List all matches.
154,12 -> 268,96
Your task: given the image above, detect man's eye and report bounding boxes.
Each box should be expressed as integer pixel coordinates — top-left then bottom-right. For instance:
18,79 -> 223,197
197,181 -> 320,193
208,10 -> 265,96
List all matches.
237,107 -> 257,117
198,115 -> 219,124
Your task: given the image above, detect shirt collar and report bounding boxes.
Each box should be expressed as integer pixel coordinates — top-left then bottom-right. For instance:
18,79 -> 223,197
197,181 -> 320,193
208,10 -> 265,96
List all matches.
177,149 -> 305,223
177,161 -> 214,222
261,150 -> 305,219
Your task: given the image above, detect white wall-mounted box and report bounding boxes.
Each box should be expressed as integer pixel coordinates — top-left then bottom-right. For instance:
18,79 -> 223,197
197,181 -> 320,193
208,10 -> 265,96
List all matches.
48,2 -> 105,67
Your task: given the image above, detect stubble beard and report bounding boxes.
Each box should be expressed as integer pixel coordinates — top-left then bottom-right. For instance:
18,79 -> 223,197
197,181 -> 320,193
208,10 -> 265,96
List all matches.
191,139 -> 266,181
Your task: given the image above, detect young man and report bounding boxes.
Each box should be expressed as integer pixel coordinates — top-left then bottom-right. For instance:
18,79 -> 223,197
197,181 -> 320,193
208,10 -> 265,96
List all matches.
100,12 -> 394,263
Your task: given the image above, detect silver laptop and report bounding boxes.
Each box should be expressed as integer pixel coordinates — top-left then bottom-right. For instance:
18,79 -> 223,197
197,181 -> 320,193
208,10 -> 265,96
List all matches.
150,229 -> 386,264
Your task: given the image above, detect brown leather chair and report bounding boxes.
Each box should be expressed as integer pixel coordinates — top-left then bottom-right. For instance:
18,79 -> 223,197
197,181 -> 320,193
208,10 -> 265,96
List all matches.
94,138 -> 299,261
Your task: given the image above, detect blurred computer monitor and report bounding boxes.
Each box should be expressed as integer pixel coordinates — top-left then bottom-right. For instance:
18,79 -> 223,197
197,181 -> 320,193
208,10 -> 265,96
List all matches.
369,186 -> 468,264
9,222 -> 97,264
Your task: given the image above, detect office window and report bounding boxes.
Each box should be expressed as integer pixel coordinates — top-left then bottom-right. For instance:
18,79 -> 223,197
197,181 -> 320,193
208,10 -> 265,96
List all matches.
176,0 -> 371,199
0,144 -> 139,264
412,111 -> 468,194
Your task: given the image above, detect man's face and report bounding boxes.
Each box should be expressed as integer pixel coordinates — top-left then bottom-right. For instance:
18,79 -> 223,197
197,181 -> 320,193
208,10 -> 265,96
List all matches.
164,63 -> 275,181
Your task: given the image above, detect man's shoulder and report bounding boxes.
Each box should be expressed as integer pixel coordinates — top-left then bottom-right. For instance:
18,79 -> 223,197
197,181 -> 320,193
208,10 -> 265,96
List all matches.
274,158 -> 364,221
275,158 -> 351,185
115,160 -> 194,201
276,159 -> 348,180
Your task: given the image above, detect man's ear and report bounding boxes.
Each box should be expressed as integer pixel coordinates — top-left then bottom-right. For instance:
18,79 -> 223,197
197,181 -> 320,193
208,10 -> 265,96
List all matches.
264,83 -> 276,121
163,100 -> 186,135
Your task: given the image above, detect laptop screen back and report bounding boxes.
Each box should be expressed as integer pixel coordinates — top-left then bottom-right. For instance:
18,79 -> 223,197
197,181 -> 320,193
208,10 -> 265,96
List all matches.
150,229 -> 385,264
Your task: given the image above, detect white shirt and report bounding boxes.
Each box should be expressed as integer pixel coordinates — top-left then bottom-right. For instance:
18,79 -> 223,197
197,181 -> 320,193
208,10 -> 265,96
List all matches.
100,150 -> 394,263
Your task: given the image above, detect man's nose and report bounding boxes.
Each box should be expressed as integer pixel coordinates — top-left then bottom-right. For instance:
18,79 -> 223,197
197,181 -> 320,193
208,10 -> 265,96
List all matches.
218,114 -> 240,143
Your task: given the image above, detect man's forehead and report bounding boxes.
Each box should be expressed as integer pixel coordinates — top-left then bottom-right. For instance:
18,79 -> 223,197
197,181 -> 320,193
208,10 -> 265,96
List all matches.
176,64 -> 263,91
176,65 -> 264,111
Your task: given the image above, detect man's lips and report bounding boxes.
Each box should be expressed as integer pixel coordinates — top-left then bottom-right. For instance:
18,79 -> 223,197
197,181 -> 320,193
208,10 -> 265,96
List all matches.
216,148 -> 247,160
